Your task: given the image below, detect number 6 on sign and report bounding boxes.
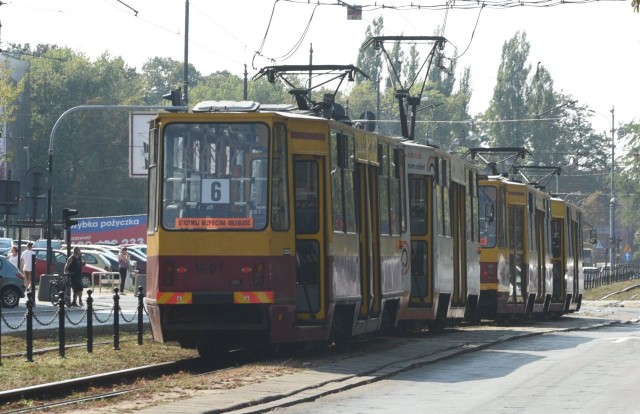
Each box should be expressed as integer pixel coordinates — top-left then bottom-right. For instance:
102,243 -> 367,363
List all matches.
201,178 -> 230,203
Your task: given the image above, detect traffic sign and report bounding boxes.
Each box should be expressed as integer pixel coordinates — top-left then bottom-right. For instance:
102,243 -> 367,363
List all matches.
624,244 -> 632,253
23,166 -> 52,196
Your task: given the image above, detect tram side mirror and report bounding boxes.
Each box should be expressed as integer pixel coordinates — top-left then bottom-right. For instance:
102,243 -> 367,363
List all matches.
590,229 -> 598,245
484,203 -> 495,224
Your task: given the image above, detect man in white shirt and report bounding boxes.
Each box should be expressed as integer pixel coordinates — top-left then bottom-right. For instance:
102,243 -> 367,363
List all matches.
21,242 -> 35,290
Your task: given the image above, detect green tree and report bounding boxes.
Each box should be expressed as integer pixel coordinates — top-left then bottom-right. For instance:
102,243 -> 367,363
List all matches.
141,57 -> 201,106
482,32 -> 531,147
403,44 -> 420,86
526,63 -> 560,165
615,122 -> 640,244
356,16 -> 383,83
26,46 -> 148,219
0,60 -> 26,137
385,39 -> 404,90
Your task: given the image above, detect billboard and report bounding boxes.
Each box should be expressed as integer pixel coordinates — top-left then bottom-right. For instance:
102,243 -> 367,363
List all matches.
70,214 -> 146,245
129,112 -> 156,178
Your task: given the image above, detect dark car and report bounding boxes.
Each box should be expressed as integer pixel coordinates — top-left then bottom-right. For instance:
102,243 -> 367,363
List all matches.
0,255 -> 26,307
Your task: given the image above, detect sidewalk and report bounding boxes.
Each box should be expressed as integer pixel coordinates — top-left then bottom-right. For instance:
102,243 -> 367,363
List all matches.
137,309 -> 634,414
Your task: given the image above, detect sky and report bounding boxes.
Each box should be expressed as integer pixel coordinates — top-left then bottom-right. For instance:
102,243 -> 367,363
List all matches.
1,0 -> 639,130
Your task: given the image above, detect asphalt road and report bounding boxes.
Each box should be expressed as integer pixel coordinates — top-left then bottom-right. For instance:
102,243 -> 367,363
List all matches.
269,321 -> 640,414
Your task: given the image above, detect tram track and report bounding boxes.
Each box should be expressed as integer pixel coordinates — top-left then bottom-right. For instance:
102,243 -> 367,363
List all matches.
0,357 -> 203,406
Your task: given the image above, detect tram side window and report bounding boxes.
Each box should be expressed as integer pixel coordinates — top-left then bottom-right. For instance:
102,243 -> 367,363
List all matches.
497,187 -> 506,248
330,132 -> 356,234
565,207 -> 575,258
148,127 -> 158,233
294,160 -> 319,234
389,148 -> 401,235
434,159 -> 443,237
344,136 -> 356,233
551,219 -> 562,258
378,144 -> 391,236
528,193 -> 536,251
409,177 -> 428,236
442,159 -> 451,237
467,170 -> 478,242
271,123 -> 289,231
509,205 -> 525,250
479,186 -> 497,248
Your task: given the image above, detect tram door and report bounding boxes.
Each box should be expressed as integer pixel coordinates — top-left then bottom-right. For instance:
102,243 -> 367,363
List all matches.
355,163 -> 381,319
508,204 -> 527,303
409,175 -> 433,305
294,156 -> 326,321
451,182 -> 467,306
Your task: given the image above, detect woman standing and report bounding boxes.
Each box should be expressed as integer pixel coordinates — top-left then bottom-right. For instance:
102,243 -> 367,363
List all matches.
7,246 -> 19,268
64,246 -> 85,307
118,247 -> 129,294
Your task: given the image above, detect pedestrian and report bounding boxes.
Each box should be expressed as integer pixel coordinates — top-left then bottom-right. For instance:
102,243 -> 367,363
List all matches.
20,242 -> 35,290
64,246 -> 85,307
118,247 -> 129,294
7,246 -> 19,268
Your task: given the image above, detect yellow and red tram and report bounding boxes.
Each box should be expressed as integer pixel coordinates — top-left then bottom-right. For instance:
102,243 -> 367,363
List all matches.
477,176 -> 555,319
549,196 -> 584,314
145,102 -> 410,356
398,142 -> 480,329
144,100 -> 584,357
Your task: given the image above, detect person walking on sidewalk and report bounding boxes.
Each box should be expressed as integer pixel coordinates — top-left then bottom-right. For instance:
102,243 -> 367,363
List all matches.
118,247 -> 129,294
20,242 -> 35,290
64,246 -> 85,307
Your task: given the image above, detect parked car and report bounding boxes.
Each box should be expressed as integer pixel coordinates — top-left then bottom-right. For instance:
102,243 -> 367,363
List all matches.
80,247 -> 119,273
0,255 -> 26,308
122,243 -> 147,257
0,237 -> 14,255
81,250 -> 112,272
32,248 -> 104,288
99,245 -> 146,274
34,239 -> 64,250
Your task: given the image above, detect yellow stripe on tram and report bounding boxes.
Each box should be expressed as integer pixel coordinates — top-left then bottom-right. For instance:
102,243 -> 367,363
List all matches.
233,291 -> 275,304
157,292 -> 193,305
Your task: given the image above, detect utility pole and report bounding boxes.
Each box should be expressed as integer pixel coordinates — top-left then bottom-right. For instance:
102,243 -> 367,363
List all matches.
610,106 -> 616,267
183,0 -> 189,108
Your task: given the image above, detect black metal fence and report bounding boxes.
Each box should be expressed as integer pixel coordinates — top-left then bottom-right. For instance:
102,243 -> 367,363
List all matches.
584,264 -> 640,290
0,287 -> 147,364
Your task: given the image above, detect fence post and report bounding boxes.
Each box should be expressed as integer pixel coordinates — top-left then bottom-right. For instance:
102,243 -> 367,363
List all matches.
137,286 -> 144,345
86,290 -> 93,353
26,291 -> 34,362
58,291 -> 66,358
113,288 -> 120,351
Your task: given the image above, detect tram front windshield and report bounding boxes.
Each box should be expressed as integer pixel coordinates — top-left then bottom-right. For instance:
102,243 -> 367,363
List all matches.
161,122 -> 269,231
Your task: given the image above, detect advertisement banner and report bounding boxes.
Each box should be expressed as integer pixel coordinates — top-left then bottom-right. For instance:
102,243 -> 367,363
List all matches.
70,214 -> 147,245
